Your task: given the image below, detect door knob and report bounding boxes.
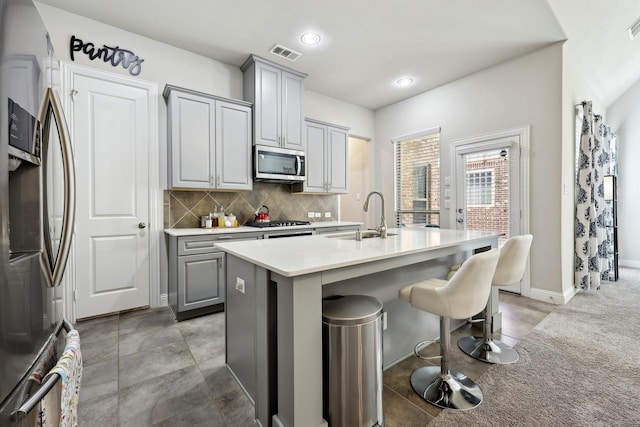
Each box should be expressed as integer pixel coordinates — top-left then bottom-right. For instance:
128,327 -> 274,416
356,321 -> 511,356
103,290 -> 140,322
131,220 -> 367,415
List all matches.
138,222 -> 147,229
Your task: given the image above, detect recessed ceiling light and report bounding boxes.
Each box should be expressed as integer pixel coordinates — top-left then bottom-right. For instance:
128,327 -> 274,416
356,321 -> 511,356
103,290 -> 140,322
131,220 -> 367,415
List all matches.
301,32 -> 321,45
395,77 -> 414,87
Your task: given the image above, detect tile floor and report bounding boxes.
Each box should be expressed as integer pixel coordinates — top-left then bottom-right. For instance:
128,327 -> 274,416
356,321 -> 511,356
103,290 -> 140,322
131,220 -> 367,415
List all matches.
76,291 -> 555,426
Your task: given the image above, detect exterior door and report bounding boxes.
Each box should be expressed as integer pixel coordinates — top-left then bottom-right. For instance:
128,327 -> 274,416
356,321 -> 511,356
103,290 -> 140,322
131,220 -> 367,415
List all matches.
65,65 -> 156,319
452,127 -> 529,294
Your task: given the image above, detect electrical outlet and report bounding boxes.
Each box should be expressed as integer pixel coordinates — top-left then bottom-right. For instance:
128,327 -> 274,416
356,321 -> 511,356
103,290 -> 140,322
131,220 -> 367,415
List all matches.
444,189 -> 451,198
324,212 -> 331,218
308,212 -> 315,218
235,277 -> 245,294
315,212 -> 321,218
444,176 -> 451,186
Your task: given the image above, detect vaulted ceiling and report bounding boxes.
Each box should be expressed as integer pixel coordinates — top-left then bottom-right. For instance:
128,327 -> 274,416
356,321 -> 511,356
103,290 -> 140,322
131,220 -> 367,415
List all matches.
36,0 -> 640,110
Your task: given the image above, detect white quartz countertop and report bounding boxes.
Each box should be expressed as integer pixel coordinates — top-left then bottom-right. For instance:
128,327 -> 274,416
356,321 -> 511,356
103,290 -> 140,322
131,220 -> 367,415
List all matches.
164,221 -> 362,237
215,227 -> 499,277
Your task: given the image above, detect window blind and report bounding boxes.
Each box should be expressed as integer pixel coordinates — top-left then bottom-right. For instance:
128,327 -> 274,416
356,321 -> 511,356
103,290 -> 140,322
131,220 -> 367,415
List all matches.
393,129 -> 440,227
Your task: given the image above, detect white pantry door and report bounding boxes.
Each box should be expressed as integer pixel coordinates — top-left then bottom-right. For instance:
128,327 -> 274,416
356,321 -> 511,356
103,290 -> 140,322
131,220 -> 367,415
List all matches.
67,66 -> 156,319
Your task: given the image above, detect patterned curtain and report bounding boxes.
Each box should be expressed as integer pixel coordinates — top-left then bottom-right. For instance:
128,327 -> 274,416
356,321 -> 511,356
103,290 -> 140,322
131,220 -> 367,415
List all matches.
575,101 -> 611,290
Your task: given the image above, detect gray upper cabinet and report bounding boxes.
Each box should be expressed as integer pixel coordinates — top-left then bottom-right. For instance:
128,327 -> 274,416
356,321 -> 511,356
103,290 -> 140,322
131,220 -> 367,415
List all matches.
294,119 -> 349,194
164,85 -> 252,190
241,55 -> 306,150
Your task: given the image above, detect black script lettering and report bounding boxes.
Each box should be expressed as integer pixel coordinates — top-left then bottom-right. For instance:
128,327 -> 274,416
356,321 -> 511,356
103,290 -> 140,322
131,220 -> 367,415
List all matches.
69,35 -> 144,76
94,47 -> 110,62
82,42 -> 97,59
116,49 -> 128,68
69,35 -> 83,61
128,58 -> 144,76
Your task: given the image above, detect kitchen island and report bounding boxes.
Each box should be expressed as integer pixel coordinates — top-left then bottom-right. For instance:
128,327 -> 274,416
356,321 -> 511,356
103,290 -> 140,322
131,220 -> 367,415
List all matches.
216,227 -> 499,427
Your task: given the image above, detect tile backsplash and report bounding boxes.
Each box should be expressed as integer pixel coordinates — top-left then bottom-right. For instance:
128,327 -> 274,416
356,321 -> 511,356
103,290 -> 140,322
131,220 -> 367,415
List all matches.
164,182 -> 339,228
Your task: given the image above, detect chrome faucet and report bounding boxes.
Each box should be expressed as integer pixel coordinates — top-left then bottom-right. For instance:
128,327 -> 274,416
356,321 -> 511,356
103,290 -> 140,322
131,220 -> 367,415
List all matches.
362,191 -> 387,238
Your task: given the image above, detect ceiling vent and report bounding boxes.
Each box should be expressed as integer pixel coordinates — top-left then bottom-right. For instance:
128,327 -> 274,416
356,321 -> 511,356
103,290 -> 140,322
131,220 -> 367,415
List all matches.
269,44 -> 301,62
628,16 -> 640,40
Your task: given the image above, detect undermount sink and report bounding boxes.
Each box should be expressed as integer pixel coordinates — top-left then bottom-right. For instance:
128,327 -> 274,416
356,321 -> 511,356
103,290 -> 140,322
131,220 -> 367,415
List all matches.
326,231 -> 397,240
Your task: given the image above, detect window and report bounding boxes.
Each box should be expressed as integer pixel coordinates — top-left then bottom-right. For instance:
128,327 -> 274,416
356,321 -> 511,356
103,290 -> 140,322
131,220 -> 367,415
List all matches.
393,128 -> 440,227
466,169 -> 494,206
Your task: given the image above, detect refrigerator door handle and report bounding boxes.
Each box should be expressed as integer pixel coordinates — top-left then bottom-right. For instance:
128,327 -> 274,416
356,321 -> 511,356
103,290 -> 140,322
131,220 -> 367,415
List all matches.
39,88 -> 76,288
11,319 -> 74,422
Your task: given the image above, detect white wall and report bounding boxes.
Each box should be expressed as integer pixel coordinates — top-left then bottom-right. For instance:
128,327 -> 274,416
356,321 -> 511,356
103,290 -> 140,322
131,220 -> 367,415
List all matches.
375,43 -> 564,298
607,78 -> 640,267
304,91 -> 375,140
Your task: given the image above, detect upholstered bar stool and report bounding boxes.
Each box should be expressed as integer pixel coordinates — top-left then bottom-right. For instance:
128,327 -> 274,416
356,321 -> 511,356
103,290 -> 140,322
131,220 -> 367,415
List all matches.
458,234 -> 533,364
398,249 -> 499,410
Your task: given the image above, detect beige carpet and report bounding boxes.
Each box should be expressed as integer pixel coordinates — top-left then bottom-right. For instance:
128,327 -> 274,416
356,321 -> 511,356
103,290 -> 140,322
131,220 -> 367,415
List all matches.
430,269 -> 640,426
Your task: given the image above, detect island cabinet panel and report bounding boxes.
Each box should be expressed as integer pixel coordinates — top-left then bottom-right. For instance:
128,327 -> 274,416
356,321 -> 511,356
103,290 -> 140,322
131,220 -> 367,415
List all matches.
164,85 -> 252,190
242,55 -> 306,150
293,118 -> 350,194
225,256 -> 256,402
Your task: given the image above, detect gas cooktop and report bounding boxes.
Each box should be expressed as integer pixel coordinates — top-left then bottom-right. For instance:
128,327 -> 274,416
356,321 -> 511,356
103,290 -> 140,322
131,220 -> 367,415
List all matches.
245,220 -> 311,228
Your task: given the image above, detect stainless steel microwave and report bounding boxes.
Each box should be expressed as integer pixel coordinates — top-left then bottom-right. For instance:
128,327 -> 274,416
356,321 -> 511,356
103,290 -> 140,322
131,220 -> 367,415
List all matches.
254,145 -> 305,182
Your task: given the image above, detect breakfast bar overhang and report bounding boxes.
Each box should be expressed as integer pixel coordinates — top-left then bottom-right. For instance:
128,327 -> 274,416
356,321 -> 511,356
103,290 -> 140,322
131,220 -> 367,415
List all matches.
216,227 -> 500,427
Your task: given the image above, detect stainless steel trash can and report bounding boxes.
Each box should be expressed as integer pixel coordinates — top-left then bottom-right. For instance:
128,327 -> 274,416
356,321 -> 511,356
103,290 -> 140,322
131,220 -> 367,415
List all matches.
322,295 -> 384,427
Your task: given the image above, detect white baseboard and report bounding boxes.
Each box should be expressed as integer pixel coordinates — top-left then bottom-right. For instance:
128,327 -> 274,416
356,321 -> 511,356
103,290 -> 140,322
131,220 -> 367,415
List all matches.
529,286 -> 578,305
620,259 -> 640,268
160,293 -> 168,307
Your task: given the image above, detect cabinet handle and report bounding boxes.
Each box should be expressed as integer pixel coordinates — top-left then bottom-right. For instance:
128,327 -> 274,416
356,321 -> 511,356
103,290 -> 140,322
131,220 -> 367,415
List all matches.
185,241 -> 216,249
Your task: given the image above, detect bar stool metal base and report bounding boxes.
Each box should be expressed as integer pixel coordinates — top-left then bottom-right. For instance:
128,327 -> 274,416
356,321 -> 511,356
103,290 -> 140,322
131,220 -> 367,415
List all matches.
458,336 -> 519,364
410,366 -> 483,410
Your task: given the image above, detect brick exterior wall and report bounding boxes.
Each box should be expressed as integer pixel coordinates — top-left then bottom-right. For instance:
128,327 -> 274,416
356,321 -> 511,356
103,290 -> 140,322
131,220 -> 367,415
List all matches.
465,156 -> 510,237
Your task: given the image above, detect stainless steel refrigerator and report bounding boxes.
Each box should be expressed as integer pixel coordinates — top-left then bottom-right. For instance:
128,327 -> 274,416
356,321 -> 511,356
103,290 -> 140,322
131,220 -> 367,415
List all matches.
0,0 -> 76,424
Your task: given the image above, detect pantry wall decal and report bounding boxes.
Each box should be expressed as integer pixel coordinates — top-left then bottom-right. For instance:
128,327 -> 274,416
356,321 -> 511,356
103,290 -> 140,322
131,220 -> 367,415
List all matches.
69,35 -> 144,76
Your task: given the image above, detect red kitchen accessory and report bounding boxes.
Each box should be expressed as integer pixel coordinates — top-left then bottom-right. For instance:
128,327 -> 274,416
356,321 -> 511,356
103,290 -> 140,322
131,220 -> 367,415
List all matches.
255,205 -> 270,223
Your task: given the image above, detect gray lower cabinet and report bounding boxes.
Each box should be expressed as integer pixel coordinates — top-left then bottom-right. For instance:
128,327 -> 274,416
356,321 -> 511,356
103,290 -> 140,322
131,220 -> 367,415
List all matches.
167,233 -> 261,320
177,252 -> 224,314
